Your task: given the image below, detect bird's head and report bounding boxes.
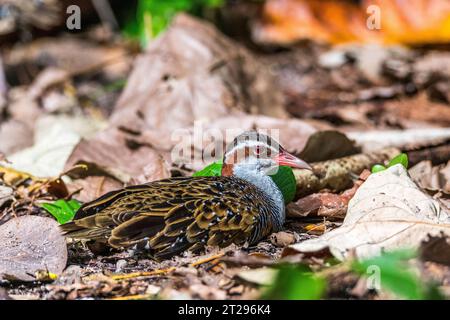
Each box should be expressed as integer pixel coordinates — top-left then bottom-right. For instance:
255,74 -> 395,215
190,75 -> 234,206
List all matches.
221,131 -> 311,177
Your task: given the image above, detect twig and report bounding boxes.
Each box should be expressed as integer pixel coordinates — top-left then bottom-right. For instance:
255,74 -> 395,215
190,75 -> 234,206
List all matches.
190,253 -> 225,267
111,267 -> 176,281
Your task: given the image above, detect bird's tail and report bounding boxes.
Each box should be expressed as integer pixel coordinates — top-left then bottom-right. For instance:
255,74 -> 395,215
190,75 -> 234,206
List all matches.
60,222 -> 110,240
60,221 -> 82,234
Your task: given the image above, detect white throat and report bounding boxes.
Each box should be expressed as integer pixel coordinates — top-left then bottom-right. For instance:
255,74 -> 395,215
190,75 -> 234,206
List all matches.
232,164 -> 285,230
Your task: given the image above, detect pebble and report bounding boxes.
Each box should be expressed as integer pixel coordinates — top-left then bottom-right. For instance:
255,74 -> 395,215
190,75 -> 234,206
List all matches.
115,259 -> 127,273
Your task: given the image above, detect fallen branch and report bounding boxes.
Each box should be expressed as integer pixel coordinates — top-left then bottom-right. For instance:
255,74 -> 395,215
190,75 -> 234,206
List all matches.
293,147 -> 400,198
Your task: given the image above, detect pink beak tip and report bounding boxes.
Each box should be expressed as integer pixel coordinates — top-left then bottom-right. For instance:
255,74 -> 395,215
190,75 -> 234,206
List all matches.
276,151 -> 312,171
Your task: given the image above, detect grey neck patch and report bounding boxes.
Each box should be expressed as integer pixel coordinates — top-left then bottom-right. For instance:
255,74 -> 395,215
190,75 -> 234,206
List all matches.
232,163 -> 285,230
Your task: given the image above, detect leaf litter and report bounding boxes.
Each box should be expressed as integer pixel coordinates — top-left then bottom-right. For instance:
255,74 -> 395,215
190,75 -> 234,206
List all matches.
1,5 -> 450,300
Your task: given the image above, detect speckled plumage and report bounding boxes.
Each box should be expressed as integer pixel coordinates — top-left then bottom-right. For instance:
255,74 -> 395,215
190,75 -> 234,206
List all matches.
61,131 -> 310,260
62,176 -> 280,260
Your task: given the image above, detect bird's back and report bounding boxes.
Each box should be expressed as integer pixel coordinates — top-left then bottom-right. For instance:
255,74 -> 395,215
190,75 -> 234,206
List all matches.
61,176 -> 275,259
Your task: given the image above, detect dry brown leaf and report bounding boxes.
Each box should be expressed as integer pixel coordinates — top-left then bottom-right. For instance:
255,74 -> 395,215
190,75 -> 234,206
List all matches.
420,235 -> 450,267
220,252 -> 274,268
287,171 -> 367,219
382,93 -> 450,127
27,68 -> 70,101
65,128 -> 171,184
287,187 -> 356,220
409,161 -> 450,214
410,160 -> 450,194
0,216 -> 67,282
286,164 -> 450,260
66,176 -> 123,203
4,37 -> 131,79
111,14 -> 286,134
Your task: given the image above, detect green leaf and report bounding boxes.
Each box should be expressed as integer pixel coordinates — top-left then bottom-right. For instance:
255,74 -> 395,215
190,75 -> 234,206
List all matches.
41,199 -> 81,224
352,250 -> 430,300
123,0 -> 224,47
193,162 -> 297,204
192,161 -> 223,177
388,153 -> 409,169
263,265 -> 326,300
371,164 -> 387,173
269,166 -> 297,204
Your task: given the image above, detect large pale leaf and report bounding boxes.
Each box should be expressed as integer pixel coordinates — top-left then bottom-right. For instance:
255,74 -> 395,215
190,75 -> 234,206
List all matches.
287,164 -> 450,260
5,115 -> 105,178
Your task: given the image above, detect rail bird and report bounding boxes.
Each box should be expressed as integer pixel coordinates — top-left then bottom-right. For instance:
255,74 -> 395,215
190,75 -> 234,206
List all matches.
61,131 -> 311,259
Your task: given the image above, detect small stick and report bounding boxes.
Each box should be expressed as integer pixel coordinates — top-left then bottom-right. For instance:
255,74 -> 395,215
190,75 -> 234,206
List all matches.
111,267 -> 176,281
190,253 -> 225,267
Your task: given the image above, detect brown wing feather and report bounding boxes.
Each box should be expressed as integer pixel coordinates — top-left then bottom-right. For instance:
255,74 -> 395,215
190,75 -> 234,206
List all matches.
61,176 -> 274,259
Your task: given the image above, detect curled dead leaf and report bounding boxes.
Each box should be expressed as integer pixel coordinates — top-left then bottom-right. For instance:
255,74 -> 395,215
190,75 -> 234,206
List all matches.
66,128 -> 170,183
299,130 -> 359,163
286,165 -> 450,260
410,160 -> 450,194
287,178 -> 364,219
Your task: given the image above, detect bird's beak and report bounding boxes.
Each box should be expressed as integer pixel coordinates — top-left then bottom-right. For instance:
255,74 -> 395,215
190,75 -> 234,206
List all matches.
275,150 -> 312,170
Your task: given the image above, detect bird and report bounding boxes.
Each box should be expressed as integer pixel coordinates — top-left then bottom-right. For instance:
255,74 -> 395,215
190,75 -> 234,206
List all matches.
61,131 -> 312,260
